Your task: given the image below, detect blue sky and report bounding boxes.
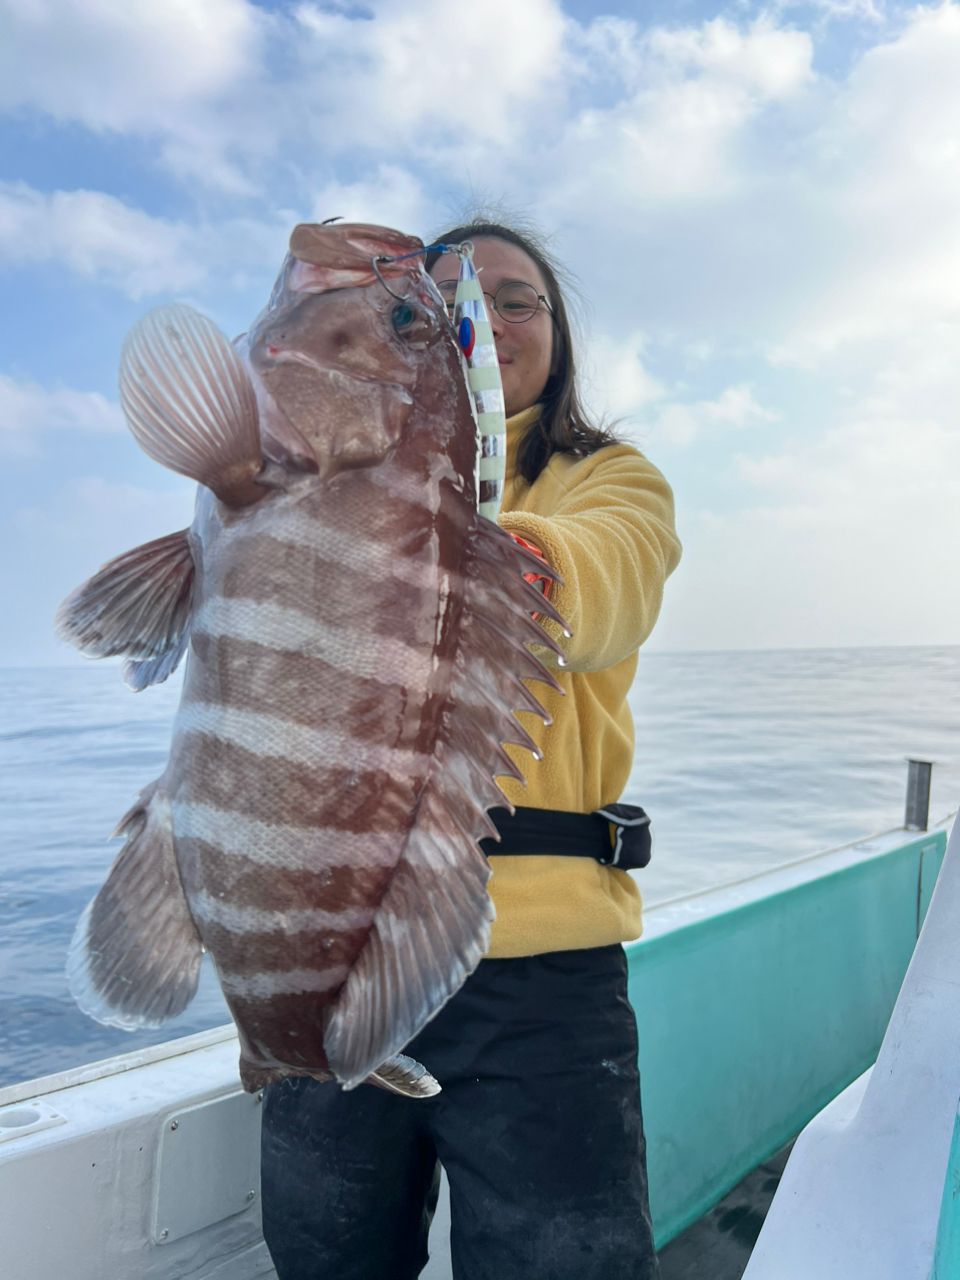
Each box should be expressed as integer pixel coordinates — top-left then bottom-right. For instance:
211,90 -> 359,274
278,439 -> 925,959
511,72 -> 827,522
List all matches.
2,0 -> 959,662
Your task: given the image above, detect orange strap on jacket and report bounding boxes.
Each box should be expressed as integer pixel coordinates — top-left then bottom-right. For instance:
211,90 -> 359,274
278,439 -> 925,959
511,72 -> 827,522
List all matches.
507,532 -> 552,598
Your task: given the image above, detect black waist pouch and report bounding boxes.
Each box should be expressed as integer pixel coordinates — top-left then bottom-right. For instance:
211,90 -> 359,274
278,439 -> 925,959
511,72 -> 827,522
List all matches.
481,803 -> 652,871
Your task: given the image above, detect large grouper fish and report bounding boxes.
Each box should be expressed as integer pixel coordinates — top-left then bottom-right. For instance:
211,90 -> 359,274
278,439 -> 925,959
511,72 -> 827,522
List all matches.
57,222 -> 565,1098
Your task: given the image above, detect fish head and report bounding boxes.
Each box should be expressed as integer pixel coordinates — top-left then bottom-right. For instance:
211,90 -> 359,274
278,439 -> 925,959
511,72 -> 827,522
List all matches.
246,223 -> 462,476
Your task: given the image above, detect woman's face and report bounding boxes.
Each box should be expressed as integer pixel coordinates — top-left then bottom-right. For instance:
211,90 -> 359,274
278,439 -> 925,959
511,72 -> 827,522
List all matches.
430,236 -> 555,418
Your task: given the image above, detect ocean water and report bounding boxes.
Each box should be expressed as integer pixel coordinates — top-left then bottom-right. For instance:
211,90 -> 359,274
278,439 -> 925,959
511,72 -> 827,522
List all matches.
1,646 -> 958,1090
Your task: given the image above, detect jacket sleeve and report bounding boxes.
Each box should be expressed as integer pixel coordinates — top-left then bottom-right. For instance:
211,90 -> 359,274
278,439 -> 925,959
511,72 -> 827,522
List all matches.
498,446 -> 681,673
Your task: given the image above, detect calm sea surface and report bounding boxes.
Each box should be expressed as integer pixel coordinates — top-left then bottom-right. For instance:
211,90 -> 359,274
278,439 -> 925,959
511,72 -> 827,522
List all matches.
2,647 -> 958,1089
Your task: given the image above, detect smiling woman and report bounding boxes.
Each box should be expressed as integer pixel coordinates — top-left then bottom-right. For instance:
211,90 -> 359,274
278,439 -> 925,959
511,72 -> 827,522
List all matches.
259,217 -> 683,1280
426,221 -> 620,483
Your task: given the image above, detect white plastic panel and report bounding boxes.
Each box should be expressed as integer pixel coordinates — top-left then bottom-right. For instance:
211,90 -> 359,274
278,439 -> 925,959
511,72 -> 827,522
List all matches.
152,1090 -> 262,1245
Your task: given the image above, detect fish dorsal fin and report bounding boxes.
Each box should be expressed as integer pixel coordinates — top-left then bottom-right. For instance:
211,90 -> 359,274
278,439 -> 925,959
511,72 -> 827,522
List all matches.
324,518 -> 566,1089
120,304 -> 266,507
56,529 -> 194,690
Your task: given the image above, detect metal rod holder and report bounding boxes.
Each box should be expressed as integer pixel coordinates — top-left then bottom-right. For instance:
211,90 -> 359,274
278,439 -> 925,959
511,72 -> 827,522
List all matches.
905,758 -> 933,832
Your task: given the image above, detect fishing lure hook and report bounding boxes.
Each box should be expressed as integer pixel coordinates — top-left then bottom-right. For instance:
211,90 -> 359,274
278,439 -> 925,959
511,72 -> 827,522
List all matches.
373,240 -> 474,282
372,241 -> 475,301
372,256 -> 408,302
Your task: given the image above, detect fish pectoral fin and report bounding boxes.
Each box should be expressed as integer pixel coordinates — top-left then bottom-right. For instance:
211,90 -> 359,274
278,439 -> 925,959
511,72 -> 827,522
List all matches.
67,783 -> 203,1030
56,528 -> 195,690
368,1054 -> 441,1099
119,303 -> 267,507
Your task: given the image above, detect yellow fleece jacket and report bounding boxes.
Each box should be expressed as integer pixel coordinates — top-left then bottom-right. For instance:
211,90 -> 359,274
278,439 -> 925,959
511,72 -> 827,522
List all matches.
487,404 -> 682,958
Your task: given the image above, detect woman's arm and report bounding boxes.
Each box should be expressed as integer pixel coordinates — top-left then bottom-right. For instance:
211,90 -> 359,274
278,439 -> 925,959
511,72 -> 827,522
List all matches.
498,446 -> 681,673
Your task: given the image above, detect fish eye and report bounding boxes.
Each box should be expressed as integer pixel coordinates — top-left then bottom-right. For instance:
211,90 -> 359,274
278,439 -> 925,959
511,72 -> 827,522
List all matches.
392,302 -> 416,333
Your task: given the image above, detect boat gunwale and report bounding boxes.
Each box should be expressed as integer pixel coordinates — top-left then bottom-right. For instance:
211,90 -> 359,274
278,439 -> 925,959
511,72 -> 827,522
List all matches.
2,813 -> 952,1111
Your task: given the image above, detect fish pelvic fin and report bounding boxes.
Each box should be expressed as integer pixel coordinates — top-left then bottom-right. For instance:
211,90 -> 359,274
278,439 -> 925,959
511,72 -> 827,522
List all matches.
119,303 -> 266,507
67,783 -> 204,1030
56,528 -> 194,690
368,1054 -> 441,1099
324,518 -> 567,1090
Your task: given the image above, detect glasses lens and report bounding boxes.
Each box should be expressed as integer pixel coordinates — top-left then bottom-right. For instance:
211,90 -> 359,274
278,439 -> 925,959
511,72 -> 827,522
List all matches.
495,282 -> 541,323
433,279 -> 544,323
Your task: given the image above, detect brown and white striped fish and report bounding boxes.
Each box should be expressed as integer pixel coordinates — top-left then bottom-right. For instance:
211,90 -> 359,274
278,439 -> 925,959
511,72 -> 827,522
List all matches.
57,223 -> 565,1098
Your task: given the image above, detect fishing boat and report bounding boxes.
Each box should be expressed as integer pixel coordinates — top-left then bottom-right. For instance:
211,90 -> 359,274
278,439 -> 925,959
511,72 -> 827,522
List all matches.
1,763 -> 956,1279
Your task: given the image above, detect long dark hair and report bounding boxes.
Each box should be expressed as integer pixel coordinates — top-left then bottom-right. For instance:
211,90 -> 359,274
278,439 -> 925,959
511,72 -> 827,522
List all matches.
424,219 -> 618,484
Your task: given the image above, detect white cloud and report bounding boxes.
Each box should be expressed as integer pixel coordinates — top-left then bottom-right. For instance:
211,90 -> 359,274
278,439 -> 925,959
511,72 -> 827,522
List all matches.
0,181 -> 291,299
741,322 -> 960,508
653,384 -> 779,447
0,374 -> 124,456
309,165 -> 432,238
537,16 -> 814,212
292,0 -> 569,150
0,182 -> 203,295
763,3 -> 960,364
655,321 -> 960,650
583,330 -> 777,448
775,0 -> 887,22
583,331 -> 666,423
0,0 -> 570,192
0,0 -> 262,133
646,15 -> 815,100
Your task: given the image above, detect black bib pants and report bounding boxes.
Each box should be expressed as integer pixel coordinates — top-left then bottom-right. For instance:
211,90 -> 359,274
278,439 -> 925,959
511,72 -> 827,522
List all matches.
260,944 -> 660,1280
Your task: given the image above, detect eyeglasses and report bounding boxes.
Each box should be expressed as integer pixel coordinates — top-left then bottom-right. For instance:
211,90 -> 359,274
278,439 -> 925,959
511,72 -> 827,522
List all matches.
435,279 -> 553,324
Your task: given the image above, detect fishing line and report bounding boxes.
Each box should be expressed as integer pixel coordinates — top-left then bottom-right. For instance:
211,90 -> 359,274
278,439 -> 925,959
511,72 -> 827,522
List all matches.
371,241 -> 474,297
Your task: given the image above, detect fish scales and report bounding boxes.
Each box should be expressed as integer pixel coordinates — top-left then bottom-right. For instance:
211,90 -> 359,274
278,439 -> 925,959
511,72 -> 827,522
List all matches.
170,472 -> 447,1073
58,222 -> 566,1095
173,740 -> 418,833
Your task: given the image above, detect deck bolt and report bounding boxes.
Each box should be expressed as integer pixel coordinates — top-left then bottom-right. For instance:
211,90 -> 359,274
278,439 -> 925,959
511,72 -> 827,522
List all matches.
247,1190 -> 256,1201
159,1229 -> 169,1240
257,1092 -> 264,1103
169,1120 -> 178,1131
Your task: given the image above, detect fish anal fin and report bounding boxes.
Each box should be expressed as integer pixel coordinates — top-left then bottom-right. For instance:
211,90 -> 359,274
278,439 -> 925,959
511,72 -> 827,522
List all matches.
68,784 -> 203,1030
324,831 -> 493,1090
56,529 -> 194,689
119,303 -> 265,507
324,518 -> 569,1090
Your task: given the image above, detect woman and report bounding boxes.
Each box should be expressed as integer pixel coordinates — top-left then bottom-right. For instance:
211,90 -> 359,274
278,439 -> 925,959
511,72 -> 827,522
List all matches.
261,219 -> 681,1280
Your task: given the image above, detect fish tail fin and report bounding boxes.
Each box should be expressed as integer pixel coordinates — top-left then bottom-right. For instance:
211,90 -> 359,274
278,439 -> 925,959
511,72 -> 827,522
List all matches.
67,783 -> 204,1030
119,303 -> 265,506
56,528 -> 195,689
324,518 -> 566,1089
